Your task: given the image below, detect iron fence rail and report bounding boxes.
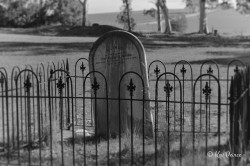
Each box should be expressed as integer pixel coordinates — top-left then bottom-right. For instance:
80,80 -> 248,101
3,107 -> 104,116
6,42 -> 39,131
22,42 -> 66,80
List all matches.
0,58 -> 247,166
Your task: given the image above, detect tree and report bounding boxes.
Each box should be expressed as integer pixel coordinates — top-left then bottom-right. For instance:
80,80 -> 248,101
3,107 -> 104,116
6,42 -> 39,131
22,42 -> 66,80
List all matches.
4,0 -> 31,27
44,0 -> 82,26
58,0 -> 63,21
61,0 -> 82,26
186,0 -> 199,13
199,0 -> 207,33
0,3 -> 7,26
78,0 -> 87,27
143,7 -> 161,31
158,0 -> 171,33
0,0 -> 82,27
184,0 -> 209,33
185,0 -> 219,34
38,0 -> 81,26
237,0 -> 250,14
143,0 -> 171,33
117,0 -> 136,31
156,0 -> 161,32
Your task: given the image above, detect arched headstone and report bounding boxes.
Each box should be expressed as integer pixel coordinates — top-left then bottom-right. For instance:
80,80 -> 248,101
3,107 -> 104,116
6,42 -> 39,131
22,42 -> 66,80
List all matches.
89,30 -> 153,137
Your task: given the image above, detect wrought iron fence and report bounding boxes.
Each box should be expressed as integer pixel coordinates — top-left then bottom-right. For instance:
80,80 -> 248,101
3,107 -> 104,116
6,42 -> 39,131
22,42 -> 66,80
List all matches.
0,58 -> 247,166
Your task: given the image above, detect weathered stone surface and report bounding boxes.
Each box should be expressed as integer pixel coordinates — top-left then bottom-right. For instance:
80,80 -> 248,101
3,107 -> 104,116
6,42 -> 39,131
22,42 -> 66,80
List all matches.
89,30 -> 153,137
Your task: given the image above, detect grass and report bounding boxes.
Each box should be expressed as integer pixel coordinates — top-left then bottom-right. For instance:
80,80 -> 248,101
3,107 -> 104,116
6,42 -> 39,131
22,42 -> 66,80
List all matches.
1,127 -> 229,165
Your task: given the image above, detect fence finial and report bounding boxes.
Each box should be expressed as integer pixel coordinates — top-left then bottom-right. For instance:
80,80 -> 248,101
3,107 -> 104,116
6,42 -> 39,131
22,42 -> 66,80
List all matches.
80,62 -> 86,73
56,76 -> 65,94
203,82 -> 211,100
127,78 -> 136,97
234,65 -> 239,73
91,77 -> 100,95
24,75 -> 32,93
180,65 -> 187,76
207,65 -> 213,74
164,80 -> 173,97
154,65 -> 160,78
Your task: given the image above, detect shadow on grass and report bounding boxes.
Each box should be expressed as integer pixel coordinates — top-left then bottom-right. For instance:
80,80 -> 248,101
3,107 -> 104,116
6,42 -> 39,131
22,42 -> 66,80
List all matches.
0,25 -> 123,37
144,33 -> 250,43
165,50 -> 250,66
141,34 -> 250,51
143,42 -> 204,49
188,56 -> 250,66
0,42 -> 93,55
0,25 -> 144,38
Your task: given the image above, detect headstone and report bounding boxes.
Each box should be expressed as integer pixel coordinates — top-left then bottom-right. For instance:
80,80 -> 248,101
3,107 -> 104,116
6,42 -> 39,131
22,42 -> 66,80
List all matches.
89,30 -> 153,137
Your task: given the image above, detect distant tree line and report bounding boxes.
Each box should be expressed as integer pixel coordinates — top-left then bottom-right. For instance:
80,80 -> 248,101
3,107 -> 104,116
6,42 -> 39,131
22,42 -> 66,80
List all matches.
143,0 -> 250,34
0,0 -> 86,27
0,0 -> 249,34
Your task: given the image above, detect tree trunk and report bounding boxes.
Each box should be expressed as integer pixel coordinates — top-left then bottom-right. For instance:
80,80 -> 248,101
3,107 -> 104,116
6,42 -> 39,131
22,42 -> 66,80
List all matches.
159,0 -> 171,34
199,0 -> 208,33
125,0 -> 132,31
82,0 -> 87,27
39,0 -> 45,25
156,0 -> 161,32
58,0 -> 63,24
79,0 -> 87,27
40,0 -> 43,8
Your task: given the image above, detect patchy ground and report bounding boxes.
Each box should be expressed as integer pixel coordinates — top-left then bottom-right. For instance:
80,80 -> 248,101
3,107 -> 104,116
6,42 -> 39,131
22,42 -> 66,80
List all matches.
0,26 -> 250,71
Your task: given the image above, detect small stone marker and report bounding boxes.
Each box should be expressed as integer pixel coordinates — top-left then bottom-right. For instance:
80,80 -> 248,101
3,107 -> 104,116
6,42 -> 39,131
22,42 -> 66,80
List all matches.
89,30 -> 153,137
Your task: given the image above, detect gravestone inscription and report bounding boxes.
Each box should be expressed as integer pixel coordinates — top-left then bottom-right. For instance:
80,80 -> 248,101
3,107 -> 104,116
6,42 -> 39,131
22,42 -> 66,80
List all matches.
89,30 -> 153,137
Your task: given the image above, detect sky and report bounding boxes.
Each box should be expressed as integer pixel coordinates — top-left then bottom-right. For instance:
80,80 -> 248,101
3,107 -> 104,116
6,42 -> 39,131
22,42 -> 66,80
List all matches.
88,0 -> 186,14
87,0 -> 238,14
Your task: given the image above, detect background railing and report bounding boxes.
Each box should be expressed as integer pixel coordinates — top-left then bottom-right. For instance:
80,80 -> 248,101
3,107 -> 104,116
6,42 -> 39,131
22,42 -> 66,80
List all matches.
229,66 -> 250,165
